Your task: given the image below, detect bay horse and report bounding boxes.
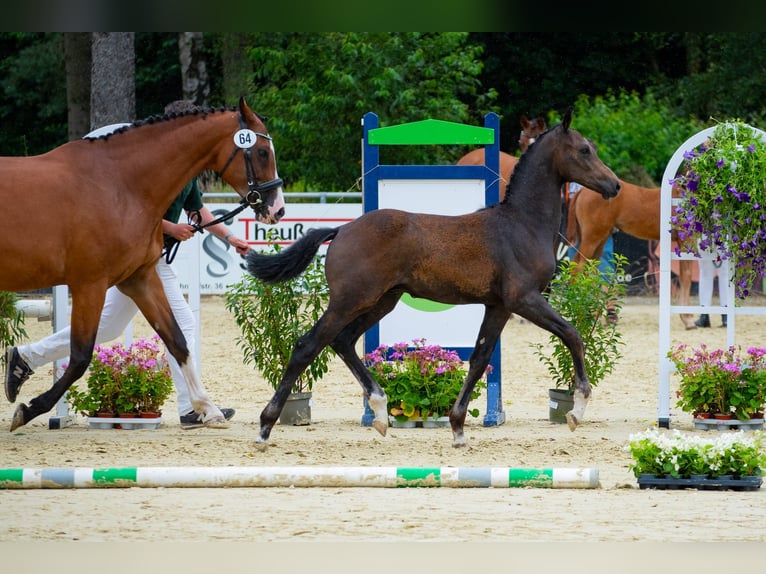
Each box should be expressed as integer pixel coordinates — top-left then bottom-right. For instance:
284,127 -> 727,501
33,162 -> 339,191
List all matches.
456,114 -> 547,191
247,109 -> 620,448
564,180 -> 696,329
3,97 -> 285,431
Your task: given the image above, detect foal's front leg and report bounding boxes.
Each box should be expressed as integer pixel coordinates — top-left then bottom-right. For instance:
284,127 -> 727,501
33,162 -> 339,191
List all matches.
450,306 -> 511,447
517,295 -> 591,431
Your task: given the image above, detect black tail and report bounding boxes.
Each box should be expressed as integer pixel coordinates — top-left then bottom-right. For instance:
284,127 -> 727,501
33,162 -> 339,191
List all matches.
246,227 -> 340,283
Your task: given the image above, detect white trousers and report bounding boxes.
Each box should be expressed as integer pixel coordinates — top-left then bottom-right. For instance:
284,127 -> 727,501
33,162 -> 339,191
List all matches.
698,257 -> 729,308
19,260 -> 197,416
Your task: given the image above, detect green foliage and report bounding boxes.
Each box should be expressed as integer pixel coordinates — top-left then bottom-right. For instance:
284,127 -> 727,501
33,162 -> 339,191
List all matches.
224,236 -> 332,393
556,90 -> 705,185
244,32 -> 496,190
532,255 -> 627,391
0,292 -> 27,369
628,428 -> 766,479
364,338 -> 486,420
67,336 -> 174,416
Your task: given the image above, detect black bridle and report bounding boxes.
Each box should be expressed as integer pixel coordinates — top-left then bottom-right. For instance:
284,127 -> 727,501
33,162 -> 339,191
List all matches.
162,110 -> 283,264
218,110 -> 283,210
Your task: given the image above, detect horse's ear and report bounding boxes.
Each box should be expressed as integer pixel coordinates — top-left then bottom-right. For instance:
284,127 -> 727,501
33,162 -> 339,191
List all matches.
238,97 -> 250,115
519,114 -> 530,130
536,115 -> 547,129
562,107 -> 573,131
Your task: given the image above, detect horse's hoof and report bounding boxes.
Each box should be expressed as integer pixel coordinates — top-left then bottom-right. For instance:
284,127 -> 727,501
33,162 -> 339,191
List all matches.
371,419 -> 388,437
254,439 -> 269,452
452,433 -> 467,448
203,416 -> 230,429
566,411 -> 579,431
10,403 -> 28,431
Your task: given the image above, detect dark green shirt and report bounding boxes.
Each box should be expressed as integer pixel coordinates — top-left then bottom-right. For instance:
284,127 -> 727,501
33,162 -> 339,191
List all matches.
162,178 -> 203,240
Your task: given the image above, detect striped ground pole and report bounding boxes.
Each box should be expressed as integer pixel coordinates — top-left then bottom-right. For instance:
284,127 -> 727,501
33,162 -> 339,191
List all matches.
0,466 -> 599,489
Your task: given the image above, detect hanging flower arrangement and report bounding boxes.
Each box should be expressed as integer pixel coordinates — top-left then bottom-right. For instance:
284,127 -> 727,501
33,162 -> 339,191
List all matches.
670,120 -> 766,298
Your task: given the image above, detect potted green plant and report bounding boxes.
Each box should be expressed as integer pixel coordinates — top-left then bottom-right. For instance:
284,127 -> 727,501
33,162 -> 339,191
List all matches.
364,338 -> 487,428
670,120 -> 766,299
0,291 -> 27,370
224,236 -> 332,426
668,343 -> 766,423
532,254 -> 627,423
627,427 -> 765,487
67,335 -> 174,428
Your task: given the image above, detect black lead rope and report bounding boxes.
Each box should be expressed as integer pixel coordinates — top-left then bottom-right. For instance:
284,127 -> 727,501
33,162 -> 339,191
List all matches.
162,200 -> 250,264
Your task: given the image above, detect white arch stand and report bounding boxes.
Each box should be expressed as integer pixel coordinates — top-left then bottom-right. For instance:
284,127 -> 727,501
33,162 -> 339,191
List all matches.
657,125 -> 766,428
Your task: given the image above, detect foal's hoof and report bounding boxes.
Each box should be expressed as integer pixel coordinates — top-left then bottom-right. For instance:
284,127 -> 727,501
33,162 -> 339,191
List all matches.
566,411 -> 579,431
10,403 -> 28,431
371,419 -> 388,437
203,416 -> 229,429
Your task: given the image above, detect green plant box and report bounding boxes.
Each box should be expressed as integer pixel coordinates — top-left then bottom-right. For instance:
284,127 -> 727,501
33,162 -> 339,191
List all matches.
637,473 -> 762,491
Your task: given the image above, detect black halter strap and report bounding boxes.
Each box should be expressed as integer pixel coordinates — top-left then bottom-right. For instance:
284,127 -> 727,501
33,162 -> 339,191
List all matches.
218,110 -> 283,209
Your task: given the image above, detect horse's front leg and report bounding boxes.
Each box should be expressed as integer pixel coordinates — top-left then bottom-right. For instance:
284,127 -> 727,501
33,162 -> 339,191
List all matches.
518,295 -> 591,431
121,268 -> 226,428
12,286 -> 105,431
450,306 -> 511,447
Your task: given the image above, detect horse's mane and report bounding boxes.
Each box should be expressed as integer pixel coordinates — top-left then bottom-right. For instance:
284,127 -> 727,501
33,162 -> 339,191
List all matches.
82,105 -> 269,141
500,122 -> 558,205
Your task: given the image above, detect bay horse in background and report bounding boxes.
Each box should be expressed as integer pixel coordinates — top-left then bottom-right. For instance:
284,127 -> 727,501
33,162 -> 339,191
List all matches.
2,97 -> 285,431
565,179 -> 696,329
247,109 -> 620,448
456,114 -> 547,193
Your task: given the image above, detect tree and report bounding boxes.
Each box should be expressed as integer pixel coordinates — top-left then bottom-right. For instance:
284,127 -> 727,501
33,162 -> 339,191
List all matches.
220,33 -> 252,105
245,32 -> 496,190
90,32 -> 135,127
178,32 -> 209,106
64,33 -> 91,140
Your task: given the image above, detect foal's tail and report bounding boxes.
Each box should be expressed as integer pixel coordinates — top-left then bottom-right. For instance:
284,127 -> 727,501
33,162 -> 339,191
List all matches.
246,227 -> 339,283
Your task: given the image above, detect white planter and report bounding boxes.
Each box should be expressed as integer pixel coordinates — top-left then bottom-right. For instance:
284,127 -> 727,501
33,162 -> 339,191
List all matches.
86,417 -> 163,430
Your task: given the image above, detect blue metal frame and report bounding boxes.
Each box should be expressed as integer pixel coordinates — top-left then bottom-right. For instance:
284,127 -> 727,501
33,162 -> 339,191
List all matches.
360,111 -> 505,427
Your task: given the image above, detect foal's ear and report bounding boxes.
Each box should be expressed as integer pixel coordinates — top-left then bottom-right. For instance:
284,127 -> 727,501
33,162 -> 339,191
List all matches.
562,107 -> 573,131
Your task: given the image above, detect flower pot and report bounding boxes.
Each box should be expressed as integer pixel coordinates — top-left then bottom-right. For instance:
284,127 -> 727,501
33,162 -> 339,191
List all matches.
714,413 -> 734,420
421,415 -> 450,429
139,411 -> 161,418
279,391 -> 312,426
548,389 -> 574,424
390,417 -> 418,428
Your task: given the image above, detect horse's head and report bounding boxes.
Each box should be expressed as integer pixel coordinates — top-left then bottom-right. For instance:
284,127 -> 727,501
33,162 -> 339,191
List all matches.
553,108 -> 620,200
519,114 -> 546,153
218,97 -> 285,224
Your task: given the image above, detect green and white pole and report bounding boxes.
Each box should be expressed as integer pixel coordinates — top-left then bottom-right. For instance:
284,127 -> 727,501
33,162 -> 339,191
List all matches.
0,466 -> 599,489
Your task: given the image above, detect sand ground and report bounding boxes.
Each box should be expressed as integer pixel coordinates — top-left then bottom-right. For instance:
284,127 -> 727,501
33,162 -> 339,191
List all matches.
1,295 -> 765,570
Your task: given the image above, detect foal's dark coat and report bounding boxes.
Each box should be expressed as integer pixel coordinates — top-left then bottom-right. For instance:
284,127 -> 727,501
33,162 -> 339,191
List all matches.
247,109 -> 620,447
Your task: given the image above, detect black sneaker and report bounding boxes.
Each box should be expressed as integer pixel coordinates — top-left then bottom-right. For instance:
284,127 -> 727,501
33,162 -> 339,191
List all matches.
179,407 -> 235,428
694,314 -> 711,328
4,347 -> 34,403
